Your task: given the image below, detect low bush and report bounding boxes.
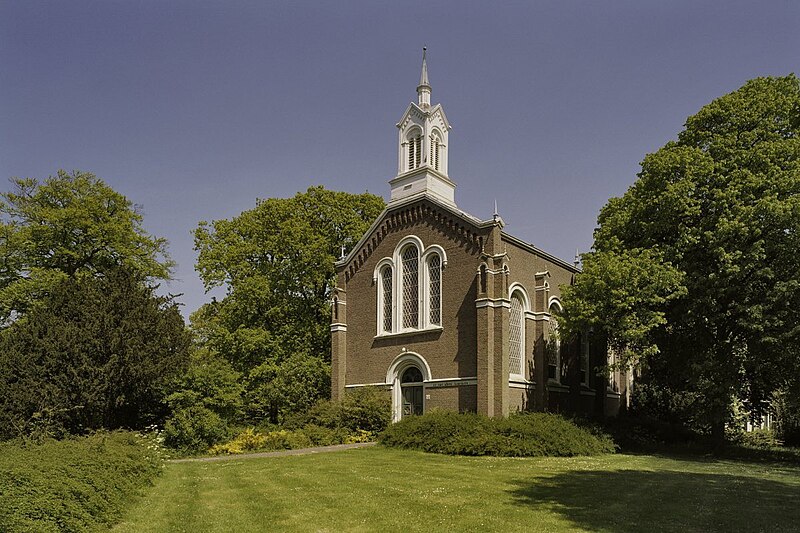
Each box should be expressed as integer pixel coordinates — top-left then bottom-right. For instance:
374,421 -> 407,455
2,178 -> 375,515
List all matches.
378,410 -> 616,457
735,428 -> 783,449
0,431 -> 164,533
602,414 -> 705,452
209,424 -> 372,455
163,405 -> 229,453
286,386 -> 391,433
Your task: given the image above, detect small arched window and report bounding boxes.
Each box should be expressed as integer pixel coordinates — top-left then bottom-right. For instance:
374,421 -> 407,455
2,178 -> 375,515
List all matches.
380,266 -> 393,333
428,254 -> 441,326
509,293 -> 525,378
401,245 -> 419,329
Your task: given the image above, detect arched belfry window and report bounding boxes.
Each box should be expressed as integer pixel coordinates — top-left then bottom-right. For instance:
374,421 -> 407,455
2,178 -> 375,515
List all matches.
401,245 -> 419,329
509,293 -> 525,378
407,130 -> 422,171
428,254 -> 441,325
430,131 -> 441,171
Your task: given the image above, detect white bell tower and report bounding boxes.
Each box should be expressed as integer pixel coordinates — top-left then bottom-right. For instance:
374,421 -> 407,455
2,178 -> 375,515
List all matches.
389,48 -> 455,206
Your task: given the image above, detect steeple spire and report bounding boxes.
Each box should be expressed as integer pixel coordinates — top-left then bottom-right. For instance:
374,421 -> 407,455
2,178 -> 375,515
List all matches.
417,47 -> 431,108
391,48 -> 453,206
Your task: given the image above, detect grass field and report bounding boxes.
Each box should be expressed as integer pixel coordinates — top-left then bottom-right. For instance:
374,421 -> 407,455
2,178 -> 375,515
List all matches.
115,446 -> 800,533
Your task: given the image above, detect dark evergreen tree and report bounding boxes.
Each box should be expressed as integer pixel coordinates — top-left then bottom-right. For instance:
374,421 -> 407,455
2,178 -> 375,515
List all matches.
0,268 -> 190,439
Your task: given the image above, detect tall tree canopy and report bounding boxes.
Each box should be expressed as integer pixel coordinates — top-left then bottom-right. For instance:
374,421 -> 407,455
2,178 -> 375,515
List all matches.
562,75 -> 800,439
193,186 -> 384,422
0,170 -> 173,323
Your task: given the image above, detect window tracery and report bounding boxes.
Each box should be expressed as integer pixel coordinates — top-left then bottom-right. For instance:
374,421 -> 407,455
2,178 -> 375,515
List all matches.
509,293 -> 524,377
375,237 -> 446,336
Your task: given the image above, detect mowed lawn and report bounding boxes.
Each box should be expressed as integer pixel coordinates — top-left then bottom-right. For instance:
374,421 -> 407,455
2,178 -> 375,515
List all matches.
115,446 -> 800,533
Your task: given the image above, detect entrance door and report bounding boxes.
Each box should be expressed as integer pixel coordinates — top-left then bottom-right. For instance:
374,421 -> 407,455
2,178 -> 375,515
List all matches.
401,366 -> 424,417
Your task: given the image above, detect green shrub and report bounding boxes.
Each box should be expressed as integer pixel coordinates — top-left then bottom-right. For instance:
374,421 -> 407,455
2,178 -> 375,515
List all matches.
379,410 -> 616,457
299,424 -> 350,446
0,431 -> 163,532
339,387 -> 392,432
290,387 -> 391,433
602,415 -> 704,451
163,405 -> 228,453
737,428 -> 782,449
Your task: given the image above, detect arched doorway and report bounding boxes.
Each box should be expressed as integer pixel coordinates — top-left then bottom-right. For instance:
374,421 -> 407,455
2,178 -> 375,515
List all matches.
386,352 -> 432,422
401,366 -> 424,417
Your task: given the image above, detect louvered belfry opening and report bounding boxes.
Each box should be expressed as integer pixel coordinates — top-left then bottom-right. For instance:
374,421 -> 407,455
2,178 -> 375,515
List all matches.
509,295 -> 524,376
401,246 -> 419,328
430,136 -> 440,171
408,134 -> 422,171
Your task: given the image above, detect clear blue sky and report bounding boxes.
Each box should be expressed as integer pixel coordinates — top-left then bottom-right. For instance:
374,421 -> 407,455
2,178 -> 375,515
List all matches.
2,1 -> 798,317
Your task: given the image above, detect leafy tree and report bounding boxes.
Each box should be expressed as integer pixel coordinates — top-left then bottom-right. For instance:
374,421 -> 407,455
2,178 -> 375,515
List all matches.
193,186 -> 384,422
563,75 -> 800,443
245,354 -> 331,423
0,267 -> 190,440
0,170 -> 173,323
560,248 -> 685,363
163,348 -> 244,452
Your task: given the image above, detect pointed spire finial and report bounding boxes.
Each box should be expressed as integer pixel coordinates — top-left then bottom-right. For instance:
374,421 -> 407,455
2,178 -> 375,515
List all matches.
420,47 -> 429,86
574,248 -> 581,268
417,47 -> 431,107
493,199 -> 499,219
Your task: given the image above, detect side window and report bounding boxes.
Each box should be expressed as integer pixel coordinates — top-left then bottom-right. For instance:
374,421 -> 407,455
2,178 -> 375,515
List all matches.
380,266 -> 393,333
509,293 -> 524,378
428,254 -> 441,326
547,304 -> 562,382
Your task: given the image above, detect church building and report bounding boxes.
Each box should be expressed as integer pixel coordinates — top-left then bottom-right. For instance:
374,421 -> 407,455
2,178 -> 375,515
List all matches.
331,51 -> 629,422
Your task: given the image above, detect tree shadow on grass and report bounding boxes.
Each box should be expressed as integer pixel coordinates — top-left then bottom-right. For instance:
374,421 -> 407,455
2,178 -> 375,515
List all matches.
509,469 -> 800,533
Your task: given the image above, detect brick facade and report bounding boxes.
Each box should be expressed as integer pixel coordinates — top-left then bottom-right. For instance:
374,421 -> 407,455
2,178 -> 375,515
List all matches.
331,196 -> 629,421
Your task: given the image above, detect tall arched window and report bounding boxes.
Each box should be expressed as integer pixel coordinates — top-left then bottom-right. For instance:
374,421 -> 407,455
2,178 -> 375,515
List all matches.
401,245 -> 419,329
509,293 -> 524,378
379,266 -> 393,333
428,254 -> 441,326
547,303 -> 562,382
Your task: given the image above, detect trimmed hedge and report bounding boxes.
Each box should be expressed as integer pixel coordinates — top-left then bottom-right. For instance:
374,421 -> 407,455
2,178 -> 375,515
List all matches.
379,410 -> 616,457
0,431 -> 164,532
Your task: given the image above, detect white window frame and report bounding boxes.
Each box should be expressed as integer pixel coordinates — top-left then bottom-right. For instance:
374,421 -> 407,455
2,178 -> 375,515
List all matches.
374,236 -> 447,337
507,283 -> 531,381
547,298 -> 563,384
374,259 -> 394,334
